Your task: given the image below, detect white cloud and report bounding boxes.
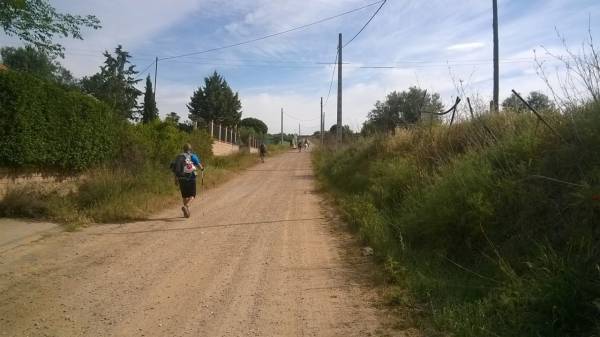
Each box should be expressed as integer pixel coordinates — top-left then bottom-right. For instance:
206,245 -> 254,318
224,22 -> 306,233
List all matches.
2,0 -> 598,133
51,0 -> 204,76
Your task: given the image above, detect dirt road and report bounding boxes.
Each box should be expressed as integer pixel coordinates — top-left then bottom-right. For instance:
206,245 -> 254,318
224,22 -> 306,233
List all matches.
0,151 -> 409,337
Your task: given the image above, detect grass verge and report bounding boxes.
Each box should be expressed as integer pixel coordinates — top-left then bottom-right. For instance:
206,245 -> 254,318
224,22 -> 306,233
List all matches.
0,151 -> 264,229
314,105 -> 600,337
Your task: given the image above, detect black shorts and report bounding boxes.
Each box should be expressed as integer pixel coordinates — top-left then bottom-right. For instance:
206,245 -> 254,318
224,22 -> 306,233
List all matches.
178,178 -> 197,198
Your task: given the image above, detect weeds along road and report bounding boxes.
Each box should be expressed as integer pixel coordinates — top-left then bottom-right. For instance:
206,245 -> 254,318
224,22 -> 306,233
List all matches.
0,151 -> 406,337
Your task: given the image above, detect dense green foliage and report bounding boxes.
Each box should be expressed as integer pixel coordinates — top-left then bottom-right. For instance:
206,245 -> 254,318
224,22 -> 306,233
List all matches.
502,91 -> 554,112
0,0 -> 100,57
165,112 -> 181,124
268,132 -> 295,145
315,107 -> 600,337
141,75 -> 158,123
0,117 -> 215,223
240,117 -> 268,134
363,86 -> 443,134
0,45 -> 76,87
187,71 -> 242,127
0,69 -> 117,170
81,45 -> 142,120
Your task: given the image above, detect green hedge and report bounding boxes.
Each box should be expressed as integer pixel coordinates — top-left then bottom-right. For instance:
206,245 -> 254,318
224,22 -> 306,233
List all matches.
115,121 -> 213,171
0,70 -> 118,170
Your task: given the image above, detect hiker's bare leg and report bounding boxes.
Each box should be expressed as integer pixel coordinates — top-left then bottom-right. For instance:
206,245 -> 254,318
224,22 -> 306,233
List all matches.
184,197 -> 194,207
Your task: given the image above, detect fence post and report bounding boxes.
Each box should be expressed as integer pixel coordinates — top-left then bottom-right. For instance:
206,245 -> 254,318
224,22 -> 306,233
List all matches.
218,124 -> 222,141
234,126 -> 237,144
225,126 -> 229,143
210,121 -> 214,138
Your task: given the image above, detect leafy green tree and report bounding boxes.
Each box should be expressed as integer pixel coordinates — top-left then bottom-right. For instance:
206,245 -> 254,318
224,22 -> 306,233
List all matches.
329,124 -> 352,135
187,71 -> 242,127
526,91 -> 554,112
502,92 -> 527,112
240,117 -> 267,134
81,45 -> 141,120
361,119 -> 379,136
0,45 -> 76,86
502,91 -> 554,113
140,75 -> 158,123
367,100 -> 397,134
0,0 -> 101,57
165,112 -> 180,124
367,87 -> 443,134
269,133 -> 293,145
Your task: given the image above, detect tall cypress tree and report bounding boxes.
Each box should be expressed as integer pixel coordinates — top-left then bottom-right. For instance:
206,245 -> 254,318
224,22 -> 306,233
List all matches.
141,75 -> 158,123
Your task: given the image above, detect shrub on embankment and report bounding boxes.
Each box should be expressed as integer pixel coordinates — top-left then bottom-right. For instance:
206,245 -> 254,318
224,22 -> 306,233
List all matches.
0,118 -> 216,224
314,106 -> 600,337
0,70 -> 117,170
0,70 -> 257,225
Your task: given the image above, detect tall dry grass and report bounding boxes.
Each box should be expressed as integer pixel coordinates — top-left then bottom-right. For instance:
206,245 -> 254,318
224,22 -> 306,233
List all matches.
314,105 -> 600,337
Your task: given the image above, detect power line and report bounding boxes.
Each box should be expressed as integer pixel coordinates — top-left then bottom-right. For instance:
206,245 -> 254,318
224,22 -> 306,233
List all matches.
357,59 -> 550,69
158,59 -> 338,69
343,0 -> 387,48
323,53 -> 338,107
134,60 -> 157,80
159,0 -> 385,61
159,57 -> 552,69
64,47 -> 553,66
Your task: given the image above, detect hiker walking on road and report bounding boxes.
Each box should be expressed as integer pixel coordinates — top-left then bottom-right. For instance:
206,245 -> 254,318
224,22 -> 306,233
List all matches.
171,143 -> 203,218
259,142 -> 267,163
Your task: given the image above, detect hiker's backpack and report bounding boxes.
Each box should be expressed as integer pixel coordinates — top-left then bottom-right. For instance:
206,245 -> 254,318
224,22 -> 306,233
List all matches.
171,153 -> 195,177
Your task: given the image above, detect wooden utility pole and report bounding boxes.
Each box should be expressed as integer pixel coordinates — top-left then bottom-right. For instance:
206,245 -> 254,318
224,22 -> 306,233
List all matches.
154,57 -> 158,102
336,33 -> 343,144
320,97 -> 324,145
492,0 -> 499,113
281,108 -> 284,144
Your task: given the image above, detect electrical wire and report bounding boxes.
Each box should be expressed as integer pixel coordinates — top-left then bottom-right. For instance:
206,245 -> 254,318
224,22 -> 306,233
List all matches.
342,0 -> 387,48
323,53 -> 338,107
322,0 -> 385,110
134,60 -> 156,80
159,0 -> 385,61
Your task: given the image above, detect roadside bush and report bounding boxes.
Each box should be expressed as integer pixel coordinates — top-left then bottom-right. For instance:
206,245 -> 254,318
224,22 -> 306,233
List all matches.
314,106 -> 600,337
114,121 -> 213,171
0,70 -> 118,170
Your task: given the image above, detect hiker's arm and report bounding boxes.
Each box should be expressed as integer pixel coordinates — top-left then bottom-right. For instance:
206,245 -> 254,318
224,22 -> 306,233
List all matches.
192,154 -> 204,170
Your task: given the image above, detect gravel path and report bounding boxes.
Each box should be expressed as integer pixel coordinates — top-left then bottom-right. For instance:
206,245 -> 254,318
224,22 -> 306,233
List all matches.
0,151 -> 414,337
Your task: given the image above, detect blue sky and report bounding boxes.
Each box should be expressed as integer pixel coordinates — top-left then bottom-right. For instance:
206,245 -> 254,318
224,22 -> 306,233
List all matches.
2,0 -> 599,133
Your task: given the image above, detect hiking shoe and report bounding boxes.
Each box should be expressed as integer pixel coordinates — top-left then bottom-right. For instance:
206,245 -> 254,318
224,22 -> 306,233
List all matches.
185,206 -> 191,218
182,206 -> 190,218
